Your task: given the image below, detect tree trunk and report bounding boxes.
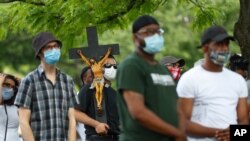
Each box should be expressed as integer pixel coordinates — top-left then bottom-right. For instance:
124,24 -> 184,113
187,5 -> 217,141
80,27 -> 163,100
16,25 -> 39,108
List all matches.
234,0 -> 250,63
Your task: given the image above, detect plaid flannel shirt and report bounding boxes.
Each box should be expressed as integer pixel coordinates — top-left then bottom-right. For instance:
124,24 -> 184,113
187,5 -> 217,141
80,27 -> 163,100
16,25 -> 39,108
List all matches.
15,65 -> 78,141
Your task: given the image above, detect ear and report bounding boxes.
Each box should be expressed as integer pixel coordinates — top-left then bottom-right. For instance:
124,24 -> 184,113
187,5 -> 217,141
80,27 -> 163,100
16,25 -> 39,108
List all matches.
132,34 -> 140,47
132,34 -> 137,42
37,51 -> 44,60
202,45 -> 209,53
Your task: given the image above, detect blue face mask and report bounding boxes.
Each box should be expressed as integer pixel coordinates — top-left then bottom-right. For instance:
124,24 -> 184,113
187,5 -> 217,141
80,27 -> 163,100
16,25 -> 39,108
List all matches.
143,33 -> 164,54
44,48 -> 61,64
210,50 -> 230,66
2,87 -> 14,101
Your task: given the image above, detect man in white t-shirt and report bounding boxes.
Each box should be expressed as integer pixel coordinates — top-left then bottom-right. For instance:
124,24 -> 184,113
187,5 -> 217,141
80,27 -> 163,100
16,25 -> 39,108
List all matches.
177,25 -> 249,141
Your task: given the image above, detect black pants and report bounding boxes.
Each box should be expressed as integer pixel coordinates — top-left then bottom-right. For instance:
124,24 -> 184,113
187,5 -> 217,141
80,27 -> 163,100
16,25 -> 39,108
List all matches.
86,134 -> 119,141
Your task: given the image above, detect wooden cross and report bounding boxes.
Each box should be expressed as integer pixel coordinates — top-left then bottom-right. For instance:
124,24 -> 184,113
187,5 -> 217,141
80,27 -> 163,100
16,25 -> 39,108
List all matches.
68,26 -> 120,61
68,26 -> 120,122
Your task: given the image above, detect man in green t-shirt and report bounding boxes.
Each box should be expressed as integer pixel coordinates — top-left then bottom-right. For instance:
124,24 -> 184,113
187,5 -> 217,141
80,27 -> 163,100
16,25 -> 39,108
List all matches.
116,15 -> 186,141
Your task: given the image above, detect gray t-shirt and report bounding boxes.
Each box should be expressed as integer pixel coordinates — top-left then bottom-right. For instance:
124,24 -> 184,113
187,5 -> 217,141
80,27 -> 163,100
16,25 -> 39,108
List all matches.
246,80 -> 250,103
0,105 -> 19,141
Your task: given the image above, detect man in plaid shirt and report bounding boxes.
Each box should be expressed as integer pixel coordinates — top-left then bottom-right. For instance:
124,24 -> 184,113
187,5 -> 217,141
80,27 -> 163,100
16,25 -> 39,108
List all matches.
15,32 -> 79,141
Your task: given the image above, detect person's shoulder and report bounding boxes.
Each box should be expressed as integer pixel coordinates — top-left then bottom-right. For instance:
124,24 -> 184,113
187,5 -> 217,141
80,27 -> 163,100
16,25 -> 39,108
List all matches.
182,65 -> 200,76
223,67 -> 246,82
122,52 -> 141,63
21,68 -> 39,82
58,70 -> 74,81
178,66 -> 201,83
107,86 -> 117,92
119,52 -> 143,68
79,84 -> 93,93
223,67 -> 242,77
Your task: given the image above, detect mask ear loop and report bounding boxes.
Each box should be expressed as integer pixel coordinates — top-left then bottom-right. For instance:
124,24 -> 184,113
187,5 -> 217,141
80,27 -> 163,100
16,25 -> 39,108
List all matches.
134,34 -> 146,49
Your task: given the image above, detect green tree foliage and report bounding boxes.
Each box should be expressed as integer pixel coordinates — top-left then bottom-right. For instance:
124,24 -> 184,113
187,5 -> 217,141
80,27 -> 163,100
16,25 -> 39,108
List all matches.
0,0 -> 166,48
0,0 -> 242,88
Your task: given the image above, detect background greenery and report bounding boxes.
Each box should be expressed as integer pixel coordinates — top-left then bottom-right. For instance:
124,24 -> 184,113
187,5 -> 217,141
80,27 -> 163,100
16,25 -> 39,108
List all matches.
0,0 -> 241,90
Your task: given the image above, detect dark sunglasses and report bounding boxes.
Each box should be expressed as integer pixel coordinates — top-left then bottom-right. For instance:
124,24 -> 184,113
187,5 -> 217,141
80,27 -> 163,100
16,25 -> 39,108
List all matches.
104,63 -> 117,69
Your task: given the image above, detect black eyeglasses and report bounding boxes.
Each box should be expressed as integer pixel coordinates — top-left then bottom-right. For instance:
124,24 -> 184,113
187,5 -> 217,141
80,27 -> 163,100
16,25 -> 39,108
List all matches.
103,63 -> 117,69
44,43 -> 61,50
137,28 -> 164,36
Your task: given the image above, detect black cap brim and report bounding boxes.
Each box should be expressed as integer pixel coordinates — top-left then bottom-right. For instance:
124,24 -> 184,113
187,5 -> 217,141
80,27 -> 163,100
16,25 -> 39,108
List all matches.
160,57 -> 185,67
197,34 -> 234,49
212,33 -> 234,42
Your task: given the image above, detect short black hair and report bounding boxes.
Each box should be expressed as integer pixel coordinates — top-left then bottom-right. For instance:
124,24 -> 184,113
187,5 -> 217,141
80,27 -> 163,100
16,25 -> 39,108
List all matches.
132,15 -> 159,33
80,66 -> 91,84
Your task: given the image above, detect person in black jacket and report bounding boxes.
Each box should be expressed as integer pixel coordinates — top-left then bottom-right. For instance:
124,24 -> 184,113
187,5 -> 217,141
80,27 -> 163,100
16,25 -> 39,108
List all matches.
75,55 -> 120,141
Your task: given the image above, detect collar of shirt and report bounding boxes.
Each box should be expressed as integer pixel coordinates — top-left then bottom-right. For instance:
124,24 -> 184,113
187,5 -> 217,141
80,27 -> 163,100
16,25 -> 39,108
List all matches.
37,65 -> 60,78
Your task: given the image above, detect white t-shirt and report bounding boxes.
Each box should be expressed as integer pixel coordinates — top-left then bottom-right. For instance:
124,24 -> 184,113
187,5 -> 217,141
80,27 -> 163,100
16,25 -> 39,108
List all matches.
0,105 -> 19,141
177,66 -> 248,141
76,122 -> 86,141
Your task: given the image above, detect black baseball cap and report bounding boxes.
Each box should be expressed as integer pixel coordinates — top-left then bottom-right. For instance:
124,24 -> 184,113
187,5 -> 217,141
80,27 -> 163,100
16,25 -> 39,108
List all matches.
197,25 -> 234,48
132,15 -> 159,33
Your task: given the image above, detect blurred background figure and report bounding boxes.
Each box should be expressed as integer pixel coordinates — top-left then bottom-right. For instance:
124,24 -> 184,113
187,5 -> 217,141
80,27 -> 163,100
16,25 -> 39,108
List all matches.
0,73 -> 20,141
228,54 -> 249,79
160,56 -> 185,81
75,55 -> 120,141
228,53 -> 250,122
80,66 -> 93,87
77,66 -> 93,141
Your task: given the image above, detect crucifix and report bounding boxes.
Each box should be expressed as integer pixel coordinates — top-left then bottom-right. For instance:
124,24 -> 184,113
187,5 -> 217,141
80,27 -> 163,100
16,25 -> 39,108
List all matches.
69,26 -> 120,61
69,26 -> 120,122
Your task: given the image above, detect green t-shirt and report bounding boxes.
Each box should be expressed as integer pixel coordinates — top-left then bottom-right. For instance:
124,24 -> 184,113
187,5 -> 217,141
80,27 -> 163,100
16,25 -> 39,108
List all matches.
116,52 -> 179,141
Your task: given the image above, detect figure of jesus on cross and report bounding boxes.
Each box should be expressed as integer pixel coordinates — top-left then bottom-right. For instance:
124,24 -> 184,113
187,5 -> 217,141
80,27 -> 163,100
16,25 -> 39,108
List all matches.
77,48 -> 111,113
69,26 -> 119,117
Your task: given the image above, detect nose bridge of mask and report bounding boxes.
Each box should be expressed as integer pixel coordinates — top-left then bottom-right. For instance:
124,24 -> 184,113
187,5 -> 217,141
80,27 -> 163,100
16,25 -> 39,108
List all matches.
144,33 -> 160,42
45,48 -> 60,55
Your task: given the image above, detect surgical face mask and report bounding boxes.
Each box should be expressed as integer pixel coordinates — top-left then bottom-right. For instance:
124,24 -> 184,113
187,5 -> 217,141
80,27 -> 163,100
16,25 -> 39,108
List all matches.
2,87 -> 14,101
143,33 -> 164,54
44,48 -> 61,64
104,66 -> 117,81
210,49 -> 230,66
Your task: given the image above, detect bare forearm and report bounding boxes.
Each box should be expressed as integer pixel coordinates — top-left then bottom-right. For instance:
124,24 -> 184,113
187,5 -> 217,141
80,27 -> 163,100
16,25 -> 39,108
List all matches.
75,109 -> 99,128
19,108 -> 35,141
186,121 -> 220,137
20,123 -> 35,141
238,118 -> 249,124
68,108 -> 76,141
133,108 -> 182,138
